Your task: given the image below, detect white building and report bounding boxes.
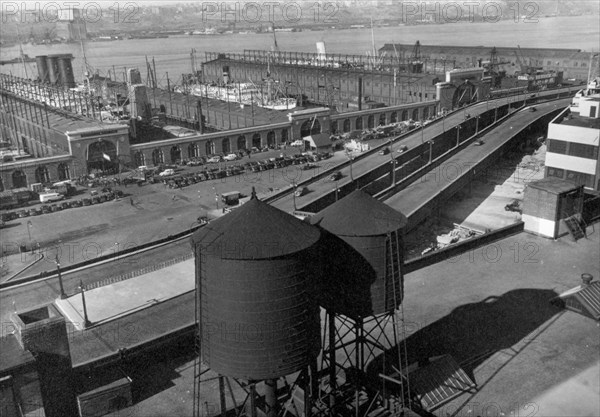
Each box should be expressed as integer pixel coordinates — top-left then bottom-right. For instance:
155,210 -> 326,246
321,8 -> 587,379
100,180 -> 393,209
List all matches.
545,79 -> 600,192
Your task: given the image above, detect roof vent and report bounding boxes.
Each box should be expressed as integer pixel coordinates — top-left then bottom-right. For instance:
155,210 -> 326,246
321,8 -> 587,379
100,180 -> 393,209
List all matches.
582,273 -> 593,286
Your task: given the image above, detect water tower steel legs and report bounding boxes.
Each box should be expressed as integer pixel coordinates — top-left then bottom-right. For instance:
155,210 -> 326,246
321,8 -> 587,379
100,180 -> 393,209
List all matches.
321,310 -> 404,416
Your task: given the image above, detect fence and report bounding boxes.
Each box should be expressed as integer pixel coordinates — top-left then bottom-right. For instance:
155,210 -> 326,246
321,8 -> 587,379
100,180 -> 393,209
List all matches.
84,252 -> 194,291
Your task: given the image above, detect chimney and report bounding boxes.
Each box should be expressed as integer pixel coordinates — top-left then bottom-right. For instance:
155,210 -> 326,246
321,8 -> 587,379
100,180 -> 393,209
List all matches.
581,273 -> 593,286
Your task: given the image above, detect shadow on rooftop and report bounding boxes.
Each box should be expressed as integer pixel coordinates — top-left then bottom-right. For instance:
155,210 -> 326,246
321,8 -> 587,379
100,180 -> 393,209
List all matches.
368,288 -> 562,383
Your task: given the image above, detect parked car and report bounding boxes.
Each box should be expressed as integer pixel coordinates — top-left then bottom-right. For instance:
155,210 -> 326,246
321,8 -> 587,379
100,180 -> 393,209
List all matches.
207,155 -> 222,163
187,159 -> 203,166
17,210 -> 29,218
291,140 -> 304,147
223,153 -> 238,161
329,171 -> 342,181
29,208 -> 41,216
82,198 -> 92,206
40,205 -> 51,214
159,169 -> 176,177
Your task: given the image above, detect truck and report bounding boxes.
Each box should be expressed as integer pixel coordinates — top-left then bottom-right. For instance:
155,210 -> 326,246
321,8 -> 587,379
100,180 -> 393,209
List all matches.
39,192 -> 65,203
0,188 -> 32,210
221,191 -> 241,206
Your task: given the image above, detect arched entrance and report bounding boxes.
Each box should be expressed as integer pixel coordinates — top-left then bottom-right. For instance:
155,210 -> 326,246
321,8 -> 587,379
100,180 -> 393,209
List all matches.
343,119 -> 351,132
267,131 -> 275,148
57,163 -> 70,181
422,107 -> 429,120
237,135 -> 246,150
355,117 -> 363,130
152,149 -> 164,165
300,118 -> 321,137
367,115 -> 375,128
205,141 -> 215,156
222,138 -> 231,154
134,151 -> 145,167
378,114 -> 386,126
188,143 -> 200,158
35,166 -> 50,184
170,146 -> 181,163
252,133 -> 261,149
401,110 -> 408,121
330,121 -> 338,134
411,109 -> 419,121
281,129 -> 288,143
12,170 -> 27,188
390,112 -> 398,123
87,140 -> 118,174
453,81 -> 476,108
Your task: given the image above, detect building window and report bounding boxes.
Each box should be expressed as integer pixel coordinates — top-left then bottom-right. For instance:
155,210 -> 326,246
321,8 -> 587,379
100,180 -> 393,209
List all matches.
568,143 -> 599,160
547,167 -> 564,179
547,139 -> 567,154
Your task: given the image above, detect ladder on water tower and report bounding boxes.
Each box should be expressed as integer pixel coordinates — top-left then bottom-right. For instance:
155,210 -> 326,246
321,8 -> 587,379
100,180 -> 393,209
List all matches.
564,215 -> 585,241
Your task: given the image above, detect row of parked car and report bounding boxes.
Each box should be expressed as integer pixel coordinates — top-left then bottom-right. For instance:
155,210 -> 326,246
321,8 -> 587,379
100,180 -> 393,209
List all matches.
1,190 -> 124,221
151,152 -> 334,189
184,147 -> 277,166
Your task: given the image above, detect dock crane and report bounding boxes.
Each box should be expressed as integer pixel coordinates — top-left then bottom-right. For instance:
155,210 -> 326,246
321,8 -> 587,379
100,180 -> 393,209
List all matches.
484,47 -> 510,87
409,40 -> 423,73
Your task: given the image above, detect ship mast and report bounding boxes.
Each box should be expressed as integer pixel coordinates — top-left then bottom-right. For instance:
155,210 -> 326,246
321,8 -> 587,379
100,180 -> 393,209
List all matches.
370,17 -> 376,68
16,27 -> 29,79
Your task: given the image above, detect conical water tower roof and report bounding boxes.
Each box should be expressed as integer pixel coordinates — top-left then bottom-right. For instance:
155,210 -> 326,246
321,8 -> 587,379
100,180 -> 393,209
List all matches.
191,190 -> 320,259
310,189 -> 407,236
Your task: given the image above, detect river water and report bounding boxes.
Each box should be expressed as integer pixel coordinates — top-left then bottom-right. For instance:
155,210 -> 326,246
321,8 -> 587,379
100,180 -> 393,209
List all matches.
1,15 -> 598,82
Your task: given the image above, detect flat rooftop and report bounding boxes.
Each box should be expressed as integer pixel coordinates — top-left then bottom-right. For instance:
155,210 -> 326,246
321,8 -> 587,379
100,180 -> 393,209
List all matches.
2,92 -> 108,134
557,112 -> 600,129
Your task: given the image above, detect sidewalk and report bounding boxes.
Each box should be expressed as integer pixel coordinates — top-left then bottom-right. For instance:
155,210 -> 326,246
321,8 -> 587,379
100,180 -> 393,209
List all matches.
55,257 -> 194,330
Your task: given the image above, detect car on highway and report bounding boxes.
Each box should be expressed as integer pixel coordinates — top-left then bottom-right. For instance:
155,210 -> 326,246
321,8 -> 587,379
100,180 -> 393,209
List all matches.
294,186 -> 308,197
379,147 -> 390,155
528,106 -> 537,112
207,155 -> 222,163
159,169 -> 176,177
329,171 -> 342,181
223,153 -> 238,161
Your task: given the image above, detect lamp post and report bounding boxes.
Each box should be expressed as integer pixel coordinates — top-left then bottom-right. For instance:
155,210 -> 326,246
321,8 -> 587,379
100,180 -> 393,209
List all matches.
428,140 -> 434,164
345,149 -> 354,183
26,220 -> 32,248
213,186 -> 219,210
55,256 -> 67,299
442,112 -> 446,133
79,280 -> 92,328
389,138 -> 397,186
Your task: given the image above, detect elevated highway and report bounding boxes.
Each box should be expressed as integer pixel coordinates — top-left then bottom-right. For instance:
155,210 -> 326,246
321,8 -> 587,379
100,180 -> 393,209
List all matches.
0,88 -> 577,369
